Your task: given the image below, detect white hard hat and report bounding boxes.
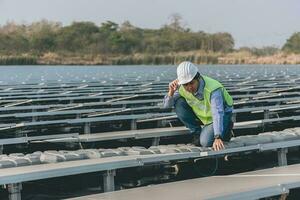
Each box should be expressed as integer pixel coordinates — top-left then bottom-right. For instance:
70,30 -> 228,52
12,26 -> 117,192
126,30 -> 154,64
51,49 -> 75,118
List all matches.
177,61 -> 198,85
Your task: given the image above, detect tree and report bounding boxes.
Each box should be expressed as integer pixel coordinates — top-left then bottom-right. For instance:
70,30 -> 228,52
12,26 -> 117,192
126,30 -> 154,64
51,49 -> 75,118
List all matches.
119,21 -> 144,53
0,22 -> 29,54
166,13 -> 185,32
28,20 -> 62,53
55,21 -> 99,53
283,32 -> 300,53
211,33 -> 234,52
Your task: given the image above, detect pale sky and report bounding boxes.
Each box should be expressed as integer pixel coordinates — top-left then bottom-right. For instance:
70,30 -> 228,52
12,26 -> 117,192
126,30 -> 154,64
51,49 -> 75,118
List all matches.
0,0 -> 299,48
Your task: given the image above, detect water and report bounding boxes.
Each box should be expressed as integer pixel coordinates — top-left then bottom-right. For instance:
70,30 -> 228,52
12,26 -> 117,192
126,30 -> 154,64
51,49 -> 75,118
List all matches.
0,65 -> 300,85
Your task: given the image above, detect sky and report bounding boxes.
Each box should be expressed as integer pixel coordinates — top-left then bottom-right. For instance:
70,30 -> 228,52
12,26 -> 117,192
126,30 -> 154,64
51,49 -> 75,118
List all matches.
0,0 -> 299,48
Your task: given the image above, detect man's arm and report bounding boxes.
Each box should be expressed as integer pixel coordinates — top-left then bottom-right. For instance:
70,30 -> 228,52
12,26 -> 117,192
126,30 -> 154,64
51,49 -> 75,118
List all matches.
163,79 -> 180,108
210,89 -> 225,151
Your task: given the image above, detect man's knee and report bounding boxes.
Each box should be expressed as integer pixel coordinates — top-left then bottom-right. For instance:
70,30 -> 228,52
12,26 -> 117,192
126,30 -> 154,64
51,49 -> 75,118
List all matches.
174,97 -> 191,117
174,97 -> 201,134
174,97 -> 189,110
200,139 -> 213,147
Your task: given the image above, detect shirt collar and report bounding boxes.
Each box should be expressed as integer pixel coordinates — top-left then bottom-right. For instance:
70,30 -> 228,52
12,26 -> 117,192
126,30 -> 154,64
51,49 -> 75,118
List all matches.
194,76 -> 204,99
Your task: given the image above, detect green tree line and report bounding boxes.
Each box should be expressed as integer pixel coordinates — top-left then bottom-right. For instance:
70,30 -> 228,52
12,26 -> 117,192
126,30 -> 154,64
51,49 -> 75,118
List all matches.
0,18 -> 235,56
0,17 -> 300,65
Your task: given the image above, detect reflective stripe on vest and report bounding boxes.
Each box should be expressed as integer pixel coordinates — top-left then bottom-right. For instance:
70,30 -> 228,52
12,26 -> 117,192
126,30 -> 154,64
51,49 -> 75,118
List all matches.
178,75 -> 233,125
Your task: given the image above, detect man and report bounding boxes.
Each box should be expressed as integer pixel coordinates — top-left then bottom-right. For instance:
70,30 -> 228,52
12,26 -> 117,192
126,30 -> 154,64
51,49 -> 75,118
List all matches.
163,61 -> 234,151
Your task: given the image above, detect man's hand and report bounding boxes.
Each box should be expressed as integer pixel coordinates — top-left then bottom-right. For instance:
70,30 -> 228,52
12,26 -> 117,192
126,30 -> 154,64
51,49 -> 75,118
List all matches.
213,138 -> 225,151
168,79 -> 179,97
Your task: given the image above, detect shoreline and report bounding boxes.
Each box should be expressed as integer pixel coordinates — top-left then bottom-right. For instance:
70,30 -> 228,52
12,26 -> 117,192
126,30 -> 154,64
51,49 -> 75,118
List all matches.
1,51 -> 300,65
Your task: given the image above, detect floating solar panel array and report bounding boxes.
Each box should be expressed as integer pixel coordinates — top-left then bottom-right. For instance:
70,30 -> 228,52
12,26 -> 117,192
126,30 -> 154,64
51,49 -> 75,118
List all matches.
1,65 -> 300,200
1,65 -> 300,145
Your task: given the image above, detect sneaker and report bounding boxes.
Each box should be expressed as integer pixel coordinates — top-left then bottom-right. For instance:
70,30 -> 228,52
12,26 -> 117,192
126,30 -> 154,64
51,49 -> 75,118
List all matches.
192,134 -> 200,146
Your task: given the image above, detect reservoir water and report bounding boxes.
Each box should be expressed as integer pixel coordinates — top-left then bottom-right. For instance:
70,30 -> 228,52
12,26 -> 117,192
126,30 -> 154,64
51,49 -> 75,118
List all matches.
0,65 -> 300,85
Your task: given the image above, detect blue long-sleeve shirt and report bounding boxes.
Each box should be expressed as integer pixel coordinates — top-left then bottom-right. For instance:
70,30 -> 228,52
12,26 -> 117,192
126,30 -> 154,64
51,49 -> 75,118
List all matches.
163,77 -> 233,137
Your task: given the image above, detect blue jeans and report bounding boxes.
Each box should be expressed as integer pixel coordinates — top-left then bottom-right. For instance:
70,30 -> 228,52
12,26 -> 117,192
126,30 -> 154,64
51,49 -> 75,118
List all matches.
174,97 -> 233,147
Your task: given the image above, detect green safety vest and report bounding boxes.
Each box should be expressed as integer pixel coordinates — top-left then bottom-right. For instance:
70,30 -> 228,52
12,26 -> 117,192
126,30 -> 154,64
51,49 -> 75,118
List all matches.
178,75 -> 233,125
